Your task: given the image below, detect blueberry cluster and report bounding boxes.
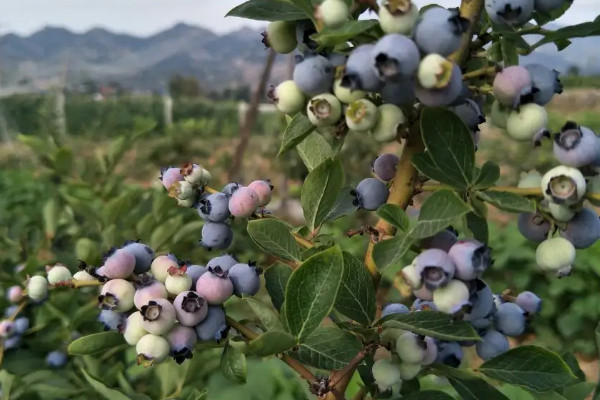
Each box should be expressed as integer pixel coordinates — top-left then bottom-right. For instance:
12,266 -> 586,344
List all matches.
0,286 -> 29,352
93,241 -> 261,366
485,0 -> 568,26
160,164 -> 273,251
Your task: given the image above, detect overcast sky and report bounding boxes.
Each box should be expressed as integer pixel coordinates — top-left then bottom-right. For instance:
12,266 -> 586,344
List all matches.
0,0 -> 598,36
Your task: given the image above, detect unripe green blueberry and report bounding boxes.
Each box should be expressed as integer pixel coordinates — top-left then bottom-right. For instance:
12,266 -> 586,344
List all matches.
123,311 -> 148,346
46,264 -> 72,285
317,0 -> 349,28
176,197 -> 196,208
265,21 -> 297,54
490,100 -> 510,129
433,279 -> 470,314
99,279 -> 135,312
506,103 -> 548,142
396,331 -> 426,364
548,202 -> 575,222
372,359 -> 401,392
418,54 -> 453,89
380,327 -> 406,346
536,237 -> 575,277
398,362 -> 422,380
165,268 -> 192,296
136,334 -> 170,367
541,166 -> 586,206
307,93 -> 342,127
379,0 -> 419,34
421,336 -> 438,365
517,170 -> 542,189
141,298 -> 177,335
346,99 -> 379,132
181,163 -> 211,186
27,275 -> 48,302
333,77 -> 366,104
401,262 -> 422,289
169,180 -> 196,201
73,270 -> 96,281
151,254 -> 179,282
269,80 -> 305,115
371,104 -> 406,142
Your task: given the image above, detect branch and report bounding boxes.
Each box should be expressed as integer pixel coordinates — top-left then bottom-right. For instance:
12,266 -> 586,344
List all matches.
462,66 -> 496,80
449,0 -> 486,65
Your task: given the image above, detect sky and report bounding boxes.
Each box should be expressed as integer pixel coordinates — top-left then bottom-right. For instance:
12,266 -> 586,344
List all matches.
0,0 -> 598,37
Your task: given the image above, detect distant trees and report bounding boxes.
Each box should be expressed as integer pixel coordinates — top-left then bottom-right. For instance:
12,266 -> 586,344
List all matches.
168,74 -> 202,98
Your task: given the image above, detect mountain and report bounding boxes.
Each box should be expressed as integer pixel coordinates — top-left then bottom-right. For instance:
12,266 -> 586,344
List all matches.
0,23 -> 598,93
0,23 -> 290,93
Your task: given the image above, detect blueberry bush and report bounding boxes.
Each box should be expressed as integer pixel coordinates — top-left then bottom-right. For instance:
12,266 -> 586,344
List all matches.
3,0 -> 600,399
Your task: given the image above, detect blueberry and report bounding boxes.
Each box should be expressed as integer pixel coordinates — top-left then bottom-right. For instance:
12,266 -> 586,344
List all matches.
46,264 -> 72,285
493,66 -> 532,108
372,103 -> 407,142
134,279 -> 168,310
293,55 -> 334,95
372,34 -> 420,82
269,80 -> 306,115
167,324 -> 198,364
421,336 -> 438,365
534,0 -> 570,13
122,242 -> 155,275
206,254 -> 238,272
382,303 -> 410,317
317,0 -> 349,28
295,19 -> 318,51
199,222 -> 234,251
4,335 -> 21,351
150,254 -> 179,282
186,264 -> 207,286
515,291 -> 542,314
381,78 -> 416,107
449,99 -> 485,131
464,280 -> 496,327
222,182 -> 241,197
342,44 -> 383,92
102,248 -> 136,279
396,331 -> 426,364
412,298 -> 437,311
141,298 -> 176,335
136,334 -> 170,366
541,165 -> 586,206
378,0 -> 419,35
165,268 -> 193,296
398,362 -> 421,380
27,275 -> 48,302
14,317 -> 29,334
490,100 -> 510,129
228,187 -> 260,218
6,286 -> 23,303
4,305 -> 18,318
195,267 -> 234,305
169,180 -> 196,201
173,291 -> 208,326
160,167 -> 183,190
433,279 -> 470,314
524,64 -> 563,105
99,279 -> 135,312
402,262 -> 423,289
248,180 -> 273,207
485,0 -> 534,26
180,163 -> 211,186
476,329 -> 509,360
548,202 -> 575,222
123,311 -> 148,345
420,229 -> 458,252
448,240 -> 492,281
415,61 -> 463,106
517,212 -> 551,243
194,305 -> 227,341
435,341 -> 463,367
197,192 -> 231,222
98,309 -> 124,331
372,359 -> 401,392
560,208 -> 600,249
506,103 -> 548,142
345,99 -> 379,132
354,178 -> 389,211
228,263 -> 261,297
494,302 -> 526,337
413,286 -> 434,302
414,7 -> 470,56
333,77 -> 367,104
553,123 -> 600,167
264,21 -> 297,54
46,351 -> 68,368
536,237 -> 576,277
414,249 -> 455,290
373,153 -> 400,181
0,320 -> 15,338
307,93 -> 343,127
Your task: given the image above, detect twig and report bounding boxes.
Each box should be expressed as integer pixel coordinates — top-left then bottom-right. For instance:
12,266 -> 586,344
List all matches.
462,66 -> 496,80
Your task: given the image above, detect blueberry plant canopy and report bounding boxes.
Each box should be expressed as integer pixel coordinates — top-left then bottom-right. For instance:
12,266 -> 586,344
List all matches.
3,0 -> 600,399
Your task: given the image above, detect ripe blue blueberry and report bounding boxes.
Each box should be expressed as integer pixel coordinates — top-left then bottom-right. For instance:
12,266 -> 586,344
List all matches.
167,324 -> 198,364
420,228 -> 458,252
173,291 -> 208,326
560,207 -> 600,249
494,302 -> 526,337
515,291 -> 542,314
195,267 -> 234,305
123,311 -> 148,345
122,241 -> 155,274
98,309 -> 124,331
186,264 -> 207,286
413,7 -> 470,56
141,298 -> 177,335
199,222 -> 234,251
464,280 -> 496,328
342,44 -> 383,92
293,54 -> 334,95
228,187 -> 260,218
14,317 -> 29,334
4,335 -> 21,351
372,34 -> 420,82
412,298 -> 437,311
534,0 -> 570,13
476,329 -> 510,360
518,212 -> 551,243
414,249 -> 455,290
46,351 -> 68,368
353,178 -> 389,211
449,99 -> 486,131
553,122 -> 600,168
524,64 -> 563,105
102,248 -> 136,279
448,239 -> 492,281
194,305 -> 227,341
136,334 -> 170,366
197,192 -> 231,222
382,303 -> 410,317
228,263 -> 262,297
372,153 -> 400,181
485,0 -> 535,26
134,279 -> 168,310
222,182 -> 241,197
206,254 -> 238,272
381,78 -> 416,106
435,341 -> 463,367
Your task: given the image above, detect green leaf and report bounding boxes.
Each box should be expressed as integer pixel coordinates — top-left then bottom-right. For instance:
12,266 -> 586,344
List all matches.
377,204 -> 409,231
411,190 -> 471,239
297,326 -> 362,370
466,212 -> 489,243
279,114 -> 316,155
378,311 -> 480,341
419,107 -> 475,190
501,37 -> 519,66
413,152 -> 468,188
244,297 -> 284,331
42,198 -> 60,239
247,219 -> 302,262
533,1 -> 572,25
68,332 -> 125,355
297,132 -> 333,171
592,322 -> 600,400
301,158 -> 344,231
53,147 -> 74,175
150,215 -> 184,250
265,262 -> 293,311
334,252 -> 376,326
479,345 -> 578,392
0,370 -> 14,400
477,191 -> 535,213
432,364 -> 508,400
563,382 -> 595,400
402,390 -> 455,400
531,18 -> 600,50
561,351 -> 586,382
312,20 -> 380,46
325,186 -> 359,222
226,0 -> 307,21
373,232 -> 414,270
473,161 -> 500,190
81,368 -> 131,400
285,246 -> 344,341
248,331 -> 297,356
220,345 -> 247,384
531,391 -> 568,400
